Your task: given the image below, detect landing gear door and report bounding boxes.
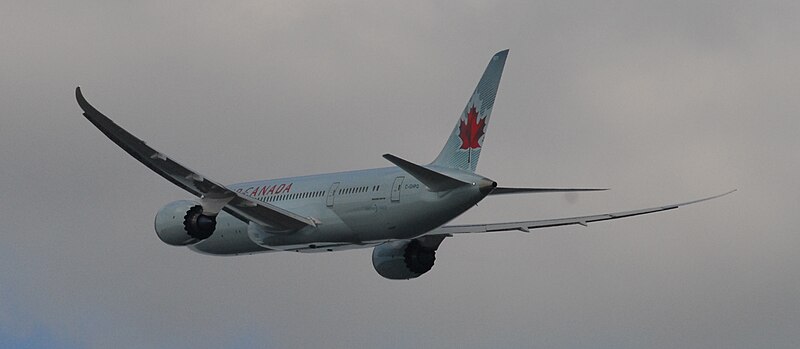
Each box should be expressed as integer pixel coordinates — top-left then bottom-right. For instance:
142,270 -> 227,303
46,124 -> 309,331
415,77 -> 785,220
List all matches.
391,176 -> 404,202
326,182 -> 340,207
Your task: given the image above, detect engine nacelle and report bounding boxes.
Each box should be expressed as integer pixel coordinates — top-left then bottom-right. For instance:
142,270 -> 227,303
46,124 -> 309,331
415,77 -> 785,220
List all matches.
372,239 -> 439,280
154,200 -> 217,246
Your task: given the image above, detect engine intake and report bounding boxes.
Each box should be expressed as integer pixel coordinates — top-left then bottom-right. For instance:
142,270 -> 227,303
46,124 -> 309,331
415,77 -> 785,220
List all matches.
372,238 -> 442,280
154,200 -> 217,246
183,205 -> 216,240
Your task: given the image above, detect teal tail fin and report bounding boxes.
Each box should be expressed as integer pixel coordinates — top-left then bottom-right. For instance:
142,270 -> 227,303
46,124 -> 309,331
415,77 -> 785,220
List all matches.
431,49 -> 508,172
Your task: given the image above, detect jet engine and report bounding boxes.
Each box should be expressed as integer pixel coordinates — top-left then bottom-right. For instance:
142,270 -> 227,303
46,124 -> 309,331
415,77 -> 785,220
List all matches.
154,200 -> 217,246
372,238 -> 444,280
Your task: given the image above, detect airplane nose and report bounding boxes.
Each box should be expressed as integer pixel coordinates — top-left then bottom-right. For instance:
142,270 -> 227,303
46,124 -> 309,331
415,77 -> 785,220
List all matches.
479,178 -> 498,195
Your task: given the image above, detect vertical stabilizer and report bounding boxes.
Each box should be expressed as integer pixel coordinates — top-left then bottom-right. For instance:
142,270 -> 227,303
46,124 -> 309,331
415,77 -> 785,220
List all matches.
431,50 -> 508,172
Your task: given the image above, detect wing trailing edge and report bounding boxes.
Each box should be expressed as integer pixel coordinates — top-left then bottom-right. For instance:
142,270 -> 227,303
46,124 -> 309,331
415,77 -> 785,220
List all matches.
428,190 -> 736,235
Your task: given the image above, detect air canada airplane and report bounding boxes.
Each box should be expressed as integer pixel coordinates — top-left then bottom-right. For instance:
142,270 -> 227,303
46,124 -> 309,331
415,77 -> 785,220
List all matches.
76,50 -> 734,279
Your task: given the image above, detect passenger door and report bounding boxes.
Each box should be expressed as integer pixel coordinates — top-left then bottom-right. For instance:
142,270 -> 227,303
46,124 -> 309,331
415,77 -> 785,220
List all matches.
391,176 -> 404,202
326,182 -> 340,207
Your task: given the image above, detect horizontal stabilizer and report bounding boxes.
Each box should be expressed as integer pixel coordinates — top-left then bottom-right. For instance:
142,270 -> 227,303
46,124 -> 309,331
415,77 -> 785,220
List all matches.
383,154 -> 469,192
489,187 -> 608,196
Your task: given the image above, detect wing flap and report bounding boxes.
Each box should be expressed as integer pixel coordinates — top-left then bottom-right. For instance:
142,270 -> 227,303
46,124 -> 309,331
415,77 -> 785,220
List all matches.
225,195 -> 314,229
76,87 -> 314,230
429,190 -> 736,235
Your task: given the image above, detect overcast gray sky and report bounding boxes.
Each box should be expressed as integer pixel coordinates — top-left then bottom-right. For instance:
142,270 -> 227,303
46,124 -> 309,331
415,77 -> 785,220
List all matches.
1,1 -> 798,348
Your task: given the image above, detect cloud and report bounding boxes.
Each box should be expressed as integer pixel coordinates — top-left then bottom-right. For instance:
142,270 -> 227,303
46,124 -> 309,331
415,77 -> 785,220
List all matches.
1,1 -> 798,348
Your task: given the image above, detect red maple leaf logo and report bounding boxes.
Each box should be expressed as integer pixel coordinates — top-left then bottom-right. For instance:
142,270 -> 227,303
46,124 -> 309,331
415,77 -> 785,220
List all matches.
459,105 -> 485,149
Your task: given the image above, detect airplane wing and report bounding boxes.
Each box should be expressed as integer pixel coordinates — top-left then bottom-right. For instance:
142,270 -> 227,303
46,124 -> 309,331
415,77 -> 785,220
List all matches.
75,87 -> 314,230
427,190 -> 735,235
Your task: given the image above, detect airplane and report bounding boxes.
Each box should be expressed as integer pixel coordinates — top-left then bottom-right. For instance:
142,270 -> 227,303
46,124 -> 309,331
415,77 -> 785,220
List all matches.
76,49 -> 734,279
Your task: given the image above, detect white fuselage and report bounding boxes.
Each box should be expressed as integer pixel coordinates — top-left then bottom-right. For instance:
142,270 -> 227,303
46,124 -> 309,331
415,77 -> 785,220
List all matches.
187,166 -> 493,255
